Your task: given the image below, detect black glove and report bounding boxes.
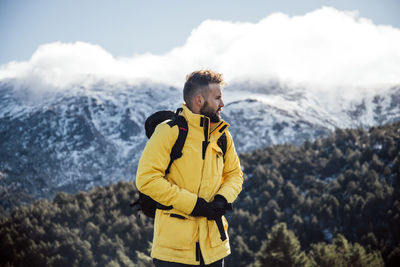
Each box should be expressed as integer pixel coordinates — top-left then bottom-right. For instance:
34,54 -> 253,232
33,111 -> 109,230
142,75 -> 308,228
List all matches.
209,195 -> 228,217
190,198 -> 219,220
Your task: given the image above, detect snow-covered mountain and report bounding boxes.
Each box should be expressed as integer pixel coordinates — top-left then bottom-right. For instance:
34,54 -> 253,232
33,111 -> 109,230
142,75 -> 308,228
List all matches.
224,85 -> 400,151
1,81 -> 399,204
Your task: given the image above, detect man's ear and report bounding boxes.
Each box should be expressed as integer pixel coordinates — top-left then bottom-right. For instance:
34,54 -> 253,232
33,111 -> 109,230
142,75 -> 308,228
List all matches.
194,94 -> 204,106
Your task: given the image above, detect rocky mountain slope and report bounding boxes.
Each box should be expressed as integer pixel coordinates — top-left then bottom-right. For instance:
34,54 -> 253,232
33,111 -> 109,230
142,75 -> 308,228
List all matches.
0,81 -> 399,207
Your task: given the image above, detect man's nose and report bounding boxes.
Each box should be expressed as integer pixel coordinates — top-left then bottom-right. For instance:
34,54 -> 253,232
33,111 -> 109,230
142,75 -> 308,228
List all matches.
220,99 -> 224,107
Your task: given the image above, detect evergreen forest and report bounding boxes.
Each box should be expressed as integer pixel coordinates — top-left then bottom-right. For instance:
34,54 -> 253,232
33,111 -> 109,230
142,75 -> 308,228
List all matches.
1,121 -> 399,266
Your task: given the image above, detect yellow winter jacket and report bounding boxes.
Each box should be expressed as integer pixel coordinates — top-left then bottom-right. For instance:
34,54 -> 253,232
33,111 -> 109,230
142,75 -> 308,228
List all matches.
136,104 -> 243,265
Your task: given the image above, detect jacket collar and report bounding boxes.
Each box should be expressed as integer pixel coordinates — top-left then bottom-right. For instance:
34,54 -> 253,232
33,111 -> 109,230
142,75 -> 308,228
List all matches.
181,104 -> 229,142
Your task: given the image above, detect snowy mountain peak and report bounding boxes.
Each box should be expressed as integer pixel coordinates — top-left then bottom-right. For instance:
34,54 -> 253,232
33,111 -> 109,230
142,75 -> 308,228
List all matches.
0,82 -> 399,206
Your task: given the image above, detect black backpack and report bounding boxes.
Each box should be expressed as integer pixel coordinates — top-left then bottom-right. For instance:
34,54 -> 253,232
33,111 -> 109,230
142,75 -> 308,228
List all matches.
131,108 -> 227,218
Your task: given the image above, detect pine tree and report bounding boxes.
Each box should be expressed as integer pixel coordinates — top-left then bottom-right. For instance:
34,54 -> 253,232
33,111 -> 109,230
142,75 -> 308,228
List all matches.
309,234 -> 384,267
252,223 -> 311,267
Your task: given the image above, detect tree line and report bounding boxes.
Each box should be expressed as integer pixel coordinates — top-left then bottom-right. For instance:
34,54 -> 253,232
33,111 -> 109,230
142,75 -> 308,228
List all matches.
229,121 -> 400,266
1,121 -> 399,266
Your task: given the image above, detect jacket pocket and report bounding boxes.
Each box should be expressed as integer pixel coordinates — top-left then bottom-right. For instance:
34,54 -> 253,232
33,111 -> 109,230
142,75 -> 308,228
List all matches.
156,210 -> 197,250
212,146 -> 224,177
207,216 -> 229,248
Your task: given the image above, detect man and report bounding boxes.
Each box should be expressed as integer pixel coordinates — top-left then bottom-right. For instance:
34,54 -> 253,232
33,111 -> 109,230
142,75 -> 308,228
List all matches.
136,70 -> 243,266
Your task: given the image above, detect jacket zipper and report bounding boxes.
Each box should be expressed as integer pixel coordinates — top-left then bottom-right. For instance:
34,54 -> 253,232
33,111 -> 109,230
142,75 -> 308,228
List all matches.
198,116 -> 209,195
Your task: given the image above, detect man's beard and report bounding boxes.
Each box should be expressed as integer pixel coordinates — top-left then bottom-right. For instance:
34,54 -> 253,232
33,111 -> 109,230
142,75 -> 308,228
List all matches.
200,100 -> 221,122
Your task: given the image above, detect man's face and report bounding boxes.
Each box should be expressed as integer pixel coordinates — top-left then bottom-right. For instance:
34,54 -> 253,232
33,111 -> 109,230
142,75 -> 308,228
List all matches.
200,83 -> 224,123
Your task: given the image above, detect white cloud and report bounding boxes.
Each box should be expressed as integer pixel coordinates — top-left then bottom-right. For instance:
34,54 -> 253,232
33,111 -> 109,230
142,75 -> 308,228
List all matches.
1,7 -> 399,97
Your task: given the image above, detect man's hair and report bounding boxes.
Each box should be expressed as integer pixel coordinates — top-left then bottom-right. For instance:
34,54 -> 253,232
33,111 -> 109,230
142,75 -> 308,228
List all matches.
183,70 -> 225,108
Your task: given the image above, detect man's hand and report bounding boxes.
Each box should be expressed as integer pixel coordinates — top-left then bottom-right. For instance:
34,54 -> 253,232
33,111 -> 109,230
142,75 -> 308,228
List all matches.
209,195 -> 228,217
190,198 -> 219,220
190,196 -> 230,220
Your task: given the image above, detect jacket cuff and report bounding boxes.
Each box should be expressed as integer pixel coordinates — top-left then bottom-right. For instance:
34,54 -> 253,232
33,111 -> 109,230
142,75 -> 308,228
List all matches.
216,189 -> 235,204
173,190 -> 198,214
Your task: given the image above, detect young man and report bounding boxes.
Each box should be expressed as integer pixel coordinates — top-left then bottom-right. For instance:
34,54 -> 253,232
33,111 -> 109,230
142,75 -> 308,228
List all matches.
136,70 -> 243,266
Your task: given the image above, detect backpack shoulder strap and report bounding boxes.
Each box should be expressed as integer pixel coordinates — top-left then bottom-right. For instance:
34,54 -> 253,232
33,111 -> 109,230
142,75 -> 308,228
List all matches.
165,108 -> 188,174
217,132 -> 227,159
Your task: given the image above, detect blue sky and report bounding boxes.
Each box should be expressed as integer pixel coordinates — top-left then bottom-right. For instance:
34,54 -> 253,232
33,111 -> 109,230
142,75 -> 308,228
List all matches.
1,0 -> 399,64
